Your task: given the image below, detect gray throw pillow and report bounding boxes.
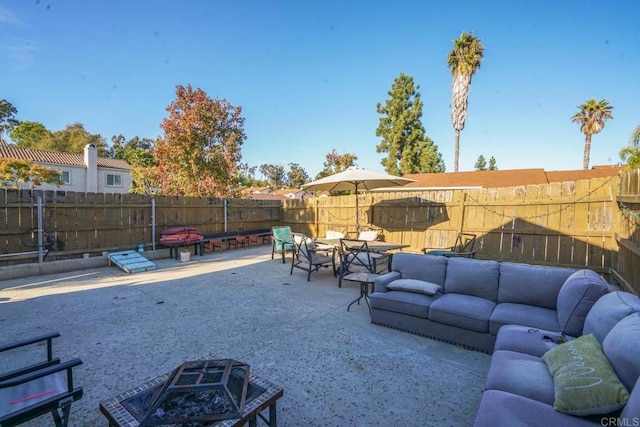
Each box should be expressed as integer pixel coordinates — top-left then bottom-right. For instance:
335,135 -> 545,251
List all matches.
387,279 -> 442,296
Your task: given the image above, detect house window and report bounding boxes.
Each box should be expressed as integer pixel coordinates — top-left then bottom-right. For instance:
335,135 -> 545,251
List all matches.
58,170 -> 71,185
106,174 -> 122,187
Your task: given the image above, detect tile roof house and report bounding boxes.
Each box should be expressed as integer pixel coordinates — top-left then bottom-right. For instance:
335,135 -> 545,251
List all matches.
395,165 -> 624,191
0,144 -> 133,193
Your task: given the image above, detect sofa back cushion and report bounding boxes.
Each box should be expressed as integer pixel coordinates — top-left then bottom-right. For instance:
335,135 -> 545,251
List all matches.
620,377 -> 640,423
557,269 -> 609,337
583,291 -> 640,343
498,263 -> 576,309
443,257 -> 499,301
602,313 -> 640,392
392,253 -> 447,285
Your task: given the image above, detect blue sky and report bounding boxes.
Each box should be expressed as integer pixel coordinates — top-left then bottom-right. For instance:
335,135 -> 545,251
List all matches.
1,1 -> 639,178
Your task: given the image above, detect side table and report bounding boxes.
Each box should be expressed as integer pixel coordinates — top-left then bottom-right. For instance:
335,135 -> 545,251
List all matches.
342,272 -> 379,314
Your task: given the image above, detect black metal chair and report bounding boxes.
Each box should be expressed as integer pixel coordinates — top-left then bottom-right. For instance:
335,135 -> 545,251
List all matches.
422,232 -> 477,258
0,332 -> 83,427
337,238 -> 390,287
290,233 -> 336,281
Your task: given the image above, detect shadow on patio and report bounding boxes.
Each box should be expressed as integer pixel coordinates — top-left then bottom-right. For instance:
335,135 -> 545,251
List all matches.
0,246 -> 490,426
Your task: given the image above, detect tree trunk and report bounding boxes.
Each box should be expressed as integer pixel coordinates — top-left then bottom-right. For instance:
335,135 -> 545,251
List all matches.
583,134 -> 592,169
454,129 -> 460,172
451,73 -> 471,173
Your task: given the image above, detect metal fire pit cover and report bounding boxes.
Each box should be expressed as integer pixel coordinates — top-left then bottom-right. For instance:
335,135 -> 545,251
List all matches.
139,359 -> 250,426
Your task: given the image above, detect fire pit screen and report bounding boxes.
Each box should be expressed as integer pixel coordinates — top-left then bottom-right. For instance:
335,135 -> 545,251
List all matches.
122,359 -> 252,426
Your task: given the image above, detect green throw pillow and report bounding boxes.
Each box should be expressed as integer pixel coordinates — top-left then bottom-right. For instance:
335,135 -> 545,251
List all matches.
542,334 -> 629,416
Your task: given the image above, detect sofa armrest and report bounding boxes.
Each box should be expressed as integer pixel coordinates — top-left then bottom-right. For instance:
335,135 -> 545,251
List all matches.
374,271 -> 401,293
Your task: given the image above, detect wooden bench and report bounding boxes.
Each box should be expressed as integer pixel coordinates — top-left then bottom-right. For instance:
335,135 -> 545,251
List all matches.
200,229 -> 272,253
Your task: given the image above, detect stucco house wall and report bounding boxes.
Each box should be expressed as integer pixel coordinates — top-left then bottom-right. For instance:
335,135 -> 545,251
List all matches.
0,144 -> 133,194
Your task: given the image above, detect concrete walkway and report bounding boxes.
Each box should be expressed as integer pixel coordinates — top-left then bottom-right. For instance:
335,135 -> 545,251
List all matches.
0,246 -> 491,426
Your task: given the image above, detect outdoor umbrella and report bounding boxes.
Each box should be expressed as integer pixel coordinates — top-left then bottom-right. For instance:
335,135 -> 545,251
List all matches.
301,167 -> 416,231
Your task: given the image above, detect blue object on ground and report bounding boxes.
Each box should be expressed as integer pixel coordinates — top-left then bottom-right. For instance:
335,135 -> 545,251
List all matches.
107,250 -> 156,274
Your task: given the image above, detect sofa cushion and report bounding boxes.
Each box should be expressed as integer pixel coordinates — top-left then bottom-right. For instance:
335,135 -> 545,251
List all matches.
602,312 -> 640,391
493,325 -> 568,358
583,291 -> 640,343
490,303 -> 560,335
543,334 -> 629,416
386,279 -> 441,296
498,262 -> 575,309
619,377 -> 640,424
485,350 -> 556,404
369,291 -> 434,319
391,253 -> 447,284
443,257 -> 499,301
557,269 -> 609,337
429,293 -> 495,332
473,390 -> 605,427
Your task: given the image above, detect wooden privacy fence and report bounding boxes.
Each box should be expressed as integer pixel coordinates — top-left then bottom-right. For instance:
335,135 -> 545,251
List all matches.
614,169 -> 640,294
0,190 -> 282,261
1,173 -> 639,294
283,174 -> 638,294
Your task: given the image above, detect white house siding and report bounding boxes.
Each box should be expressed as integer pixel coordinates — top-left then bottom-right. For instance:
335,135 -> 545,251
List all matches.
97,168 -> 132,193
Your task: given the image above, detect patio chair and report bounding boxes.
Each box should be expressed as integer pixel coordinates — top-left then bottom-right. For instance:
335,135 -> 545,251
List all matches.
0,332 -> 83,427
290,233 -> 336,281
356,229 -> 380,241
337,238 -> 390,287
315,229 -> 346,253
271,226 -> 295,264
422,232 -> 477,258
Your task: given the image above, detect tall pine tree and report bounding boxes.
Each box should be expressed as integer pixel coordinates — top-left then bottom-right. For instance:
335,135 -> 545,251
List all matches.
376,73 -> 445,175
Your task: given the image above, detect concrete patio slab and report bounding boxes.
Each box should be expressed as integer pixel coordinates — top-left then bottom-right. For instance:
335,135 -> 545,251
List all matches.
0,246 -> 491,426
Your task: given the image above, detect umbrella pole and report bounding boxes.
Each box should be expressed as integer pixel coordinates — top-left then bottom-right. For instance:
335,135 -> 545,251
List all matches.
355,182 -> 360,233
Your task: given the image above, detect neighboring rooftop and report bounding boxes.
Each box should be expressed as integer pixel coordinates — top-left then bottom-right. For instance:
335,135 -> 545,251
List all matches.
0,145 -> 132,170
399,164 -> 624,190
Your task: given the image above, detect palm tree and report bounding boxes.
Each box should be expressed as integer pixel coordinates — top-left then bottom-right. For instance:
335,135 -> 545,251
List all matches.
571,99 -> 614,169
620,123 -> 640,169
447,32 -> 484,172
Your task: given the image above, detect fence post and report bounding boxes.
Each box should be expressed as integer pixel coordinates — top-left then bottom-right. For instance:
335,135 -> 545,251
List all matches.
457,192 -> 467,233
151,197 -> 156,251
224,199 -> 228,232
315,198 -> 319,237
36,196 -> 44,263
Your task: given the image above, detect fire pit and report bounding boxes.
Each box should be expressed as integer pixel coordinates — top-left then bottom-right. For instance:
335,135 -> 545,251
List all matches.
109,359 -> 272,426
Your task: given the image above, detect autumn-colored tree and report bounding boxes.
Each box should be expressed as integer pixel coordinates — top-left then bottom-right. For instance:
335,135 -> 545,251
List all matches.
315,149 -> 358,179
154,85 -> 246,197
0,158 -> 61,189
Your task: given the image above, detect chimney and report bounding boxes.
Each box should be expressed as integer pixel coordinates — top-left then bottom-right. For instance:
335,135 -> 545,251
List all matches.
84,144 -> 98,193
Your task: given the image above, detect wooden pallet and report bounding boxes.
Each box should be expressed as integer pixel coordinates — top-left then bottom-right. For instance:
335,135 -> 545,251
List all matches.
107,250 -> 156,274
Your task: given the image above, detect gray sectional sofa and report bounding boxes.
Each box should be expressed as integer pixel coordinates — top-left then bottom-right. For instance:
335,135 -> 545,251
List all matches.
371,253 -> 608,353
475,291 -> 640,425
370,253 -> 640,425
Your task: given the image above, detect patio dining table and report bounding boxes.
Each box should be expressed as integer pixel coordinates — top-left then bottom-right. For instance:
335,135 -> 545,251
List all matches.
314,238 -> 409,254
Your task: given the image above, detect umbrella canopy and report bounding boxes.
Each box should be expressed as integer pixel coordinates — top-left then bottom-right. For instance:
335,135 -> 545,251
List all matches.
302,167 -> 416,231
